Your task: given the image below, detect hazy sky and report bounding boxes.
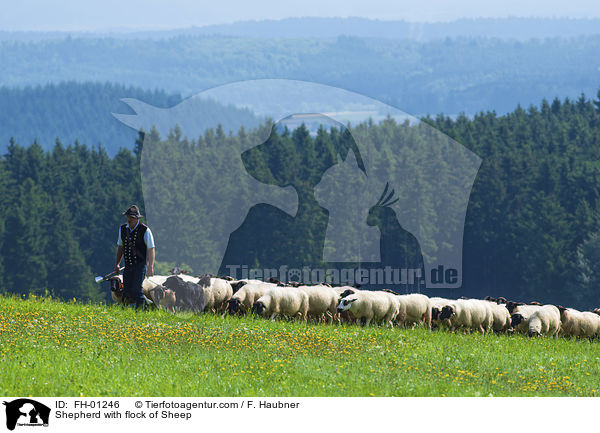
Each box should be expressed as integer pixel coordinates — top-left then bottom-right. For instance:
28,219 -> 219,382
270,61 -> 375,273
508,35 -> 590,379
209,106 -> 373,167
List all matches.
1,0 -> 599,31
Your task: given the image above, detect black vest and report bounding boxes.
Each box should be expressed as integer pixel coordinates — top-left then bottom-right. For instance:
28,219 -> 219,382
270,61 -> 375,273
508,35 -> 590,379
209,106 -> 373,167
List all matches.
121,223 -> 148,267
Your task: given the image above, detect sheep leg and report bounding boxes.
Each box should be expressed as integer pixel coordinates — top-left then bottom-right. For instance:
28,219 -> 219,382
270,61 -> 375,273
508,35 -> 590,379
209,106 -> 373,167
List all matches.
325,311 -> 334,324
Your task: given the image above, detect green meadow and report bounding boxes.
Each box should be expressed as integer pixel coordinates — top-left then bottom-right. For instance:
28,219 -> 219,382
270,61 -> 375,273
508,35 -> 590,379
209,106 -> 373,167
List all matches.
0,295 -> 598,397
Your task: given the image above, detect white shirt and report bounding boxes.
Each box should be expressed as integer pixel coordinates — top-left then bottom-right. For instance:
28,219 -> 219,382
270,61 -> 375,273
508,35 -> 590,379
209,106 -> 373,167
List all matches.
117,221 -> 155,249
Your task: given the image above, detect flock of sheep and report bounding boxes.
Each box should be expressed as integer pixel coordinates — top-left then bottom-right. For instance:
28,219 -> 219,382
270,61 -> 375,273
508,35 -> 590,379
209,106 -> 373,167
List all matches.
108,273 -> 600,340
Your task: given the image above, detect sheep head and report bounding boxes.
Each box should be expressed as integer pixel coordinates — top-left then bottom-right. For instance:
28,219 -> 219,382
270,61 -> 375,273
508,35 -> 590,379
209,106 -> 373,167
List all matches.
252,301 -> 267,316
228,298 -> 242,315
511,313 -> 524,327
439,305 -> 455,321
337,296 -> 358,313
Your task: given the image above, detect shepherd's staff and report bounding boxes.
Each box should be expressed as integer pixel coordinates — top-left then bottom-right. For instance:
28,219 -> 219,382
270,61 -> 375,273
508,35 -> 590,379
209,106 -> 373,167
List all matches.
94,267 -> 124,283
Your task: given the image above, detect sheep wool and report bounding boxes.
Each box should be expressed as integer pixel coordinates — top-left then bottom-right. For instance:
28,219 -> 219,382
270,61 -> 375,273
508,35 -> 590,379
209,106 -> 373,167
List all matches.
395,293 -> 432,328
559,308 -> 600,338
253,286 -> 309,320
527,305 -> 561,337
227,282 -> 274,314
336,291 -> 398,327
440,299 -> 493,334
484,300 -> 511,332
297,285 -> 340,323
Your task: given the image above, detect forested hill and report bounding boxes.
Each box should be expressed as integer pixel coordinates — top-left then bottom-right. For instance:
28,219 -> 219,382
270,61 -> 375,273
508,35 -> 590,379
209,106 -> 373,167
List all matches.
2,17 -> 600,41
154,17 -> 600,40
1,35 -> 600,115
0,82 -> 180,155
1,93 -> 600,309
0,82 -> 258,155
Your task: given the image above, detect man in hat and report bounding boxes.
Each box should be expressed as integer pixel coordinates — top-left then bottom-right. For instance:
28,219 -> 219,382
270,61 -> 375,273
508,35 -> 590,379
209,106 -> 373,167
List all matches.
114,205 -> 155,308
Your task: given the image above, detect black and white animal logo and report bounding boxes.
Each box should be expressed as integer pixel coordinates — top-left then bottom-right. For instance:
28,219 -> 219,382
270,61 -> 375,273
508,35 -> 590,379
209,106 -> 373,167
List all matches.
3,399 -> 50,430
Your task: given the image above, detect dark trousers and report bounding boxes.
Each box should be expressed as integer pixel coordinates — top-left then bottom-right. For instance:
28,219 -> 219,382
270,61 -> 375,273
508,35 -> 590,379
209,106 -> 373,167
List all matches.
123,262 -> 147,306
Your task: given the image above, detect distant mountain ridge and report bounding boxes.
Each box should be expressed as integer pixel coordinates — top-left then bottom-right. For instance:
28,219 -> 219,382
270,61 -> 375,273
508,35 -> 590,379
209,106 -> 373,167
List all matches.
177,17 -> 600,41
2,17 -> 600,41
1,34 -> 599,117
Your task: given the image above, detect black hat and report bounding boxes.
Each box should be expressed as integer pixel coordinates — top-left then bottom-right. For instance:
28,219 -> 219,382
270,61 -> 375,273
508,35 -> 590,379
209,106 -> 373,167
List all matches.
123,205 -> 143,218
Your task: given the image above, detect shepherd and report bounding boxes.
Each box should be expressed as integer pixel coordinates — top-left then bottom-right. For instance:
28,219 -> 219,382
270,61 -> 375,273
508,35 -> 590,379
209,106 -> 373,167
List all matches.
114,205 -> 155,308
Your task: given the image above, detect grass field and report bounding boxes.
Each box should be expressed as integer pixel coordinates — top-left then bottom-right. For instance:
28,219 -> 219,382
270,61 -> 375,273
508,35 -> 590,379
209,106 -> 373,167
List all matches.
0,295 -> 598,397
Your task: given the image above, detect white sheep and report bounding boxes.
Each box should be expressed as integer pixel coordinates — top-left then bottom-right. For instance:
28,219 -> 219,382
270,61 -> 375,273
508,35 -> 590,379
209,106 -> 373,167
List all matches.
297,285 -> 340,323
200,277 -> 234,313
227,282 -> 274,314
526,305 -> 561,337
582,312 -> 600,338
336,290 -> 398,327
332,286 -> 362,323
484,300 -> 511,332
509,304 -> 543,333
558,307 -> 600,339
252,286 -> 309,321
439,299 -> 493,334
430,297 -> 454,328
395,293 -> 432,328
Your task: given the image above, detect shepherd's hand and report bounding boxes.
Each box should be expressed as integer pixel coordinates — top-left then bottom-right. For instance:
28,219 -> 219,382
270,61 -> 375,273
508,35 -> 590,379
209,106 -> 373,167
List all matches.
147,265 -> 154,277
114,264 -> 121,275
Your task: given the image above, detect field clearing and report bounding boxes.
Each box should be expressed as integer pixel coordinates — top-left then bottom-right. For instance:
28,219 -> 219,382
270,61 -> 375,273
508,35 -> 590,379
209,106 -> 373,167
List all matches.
0,295 -> 598,397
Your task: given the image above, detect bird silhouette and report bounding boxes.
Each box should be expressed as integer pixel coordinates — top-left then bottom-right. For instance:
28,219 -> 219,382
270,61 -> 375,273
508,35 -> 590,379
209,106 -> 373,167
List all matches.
367,182 -> 425,290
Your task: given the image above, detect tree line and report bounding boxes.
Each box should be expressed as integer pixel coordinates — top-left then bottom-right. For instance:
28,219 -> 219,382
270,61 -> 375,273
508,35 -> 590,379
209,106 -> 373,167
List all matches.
1,92 -> 600,308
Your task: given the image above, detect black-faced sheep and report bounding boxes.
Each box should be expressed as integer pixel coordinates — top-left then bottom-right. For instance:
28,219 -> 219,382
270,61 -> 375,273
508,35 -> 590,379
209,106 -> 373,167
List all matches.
336,291 -> 398,327
430,297 -> 454,328
227,282 -> 275,315
507,304 -> 543,333
439,299 -> 493,334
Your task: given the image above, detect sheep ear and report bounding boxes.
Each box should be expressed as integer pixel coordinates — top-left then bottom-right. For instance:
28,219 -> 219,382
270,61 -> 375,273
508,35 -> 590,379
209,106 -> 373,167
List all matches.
349,298 -> 358,304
